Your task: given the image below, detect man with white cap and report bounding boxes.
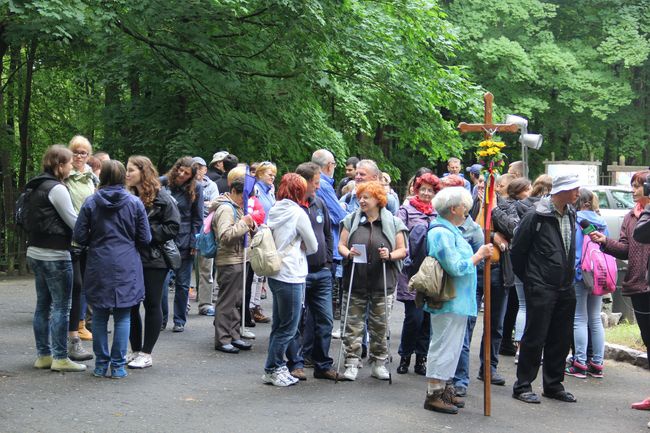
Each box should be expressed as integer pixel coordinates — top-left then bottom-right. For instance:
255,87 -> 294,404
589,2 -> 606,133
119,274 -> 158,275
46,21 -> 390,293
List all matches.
510,174 -> 580,405
193,157 -> 220,315
207,151 -> 229,183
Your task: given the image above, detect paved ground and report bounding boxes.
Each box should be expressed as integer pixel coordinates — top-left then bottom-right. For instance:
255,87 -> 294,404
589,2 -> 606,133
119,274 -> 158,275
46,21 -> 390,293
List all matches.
1,276 -> 649,433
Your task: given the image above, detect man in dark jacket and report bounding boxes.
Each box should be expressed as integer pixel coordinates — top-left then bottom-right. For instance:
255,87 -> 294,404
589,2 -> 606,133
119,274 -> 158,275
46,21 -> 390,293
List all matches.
206,151 -> 228,183
285,162 -> 340,381
510,174 -> 580,404
216,154 -> 239,194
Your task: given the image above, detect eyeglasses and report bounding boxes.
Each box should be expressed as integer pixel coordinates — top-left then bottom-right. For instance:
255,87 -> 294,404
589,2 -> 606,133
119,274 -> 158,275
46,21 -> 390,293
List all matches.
73,151 -> 89,157
328,161 -> 337,167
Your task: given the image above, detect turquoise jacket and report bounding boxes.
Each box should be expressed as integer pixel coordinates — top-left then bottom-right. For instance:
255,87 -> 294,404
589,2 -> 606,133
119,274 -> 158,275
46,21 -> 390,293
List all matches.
424,215 -> 478,317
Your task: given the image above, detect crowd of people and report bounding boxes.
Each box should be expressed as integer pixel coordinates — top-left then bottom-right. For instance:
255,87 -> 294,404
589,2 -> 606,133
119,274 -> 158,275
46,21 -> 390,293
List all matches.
22,138 -> 650,420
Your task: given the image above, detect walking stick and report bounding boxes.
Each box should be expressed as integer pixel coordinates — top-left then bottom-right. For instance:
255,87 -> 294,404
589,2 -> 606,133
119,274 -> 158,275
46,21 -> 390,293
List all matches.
335,261 -> 355,384
381,243 -> 392,385
241,233 -> 248,337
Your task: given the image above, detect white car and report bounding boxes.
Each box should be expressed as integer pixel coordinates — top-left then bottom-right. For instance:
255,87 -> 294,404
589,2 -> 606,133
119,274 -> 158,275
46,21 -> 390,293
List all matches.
584,185 -> 634,240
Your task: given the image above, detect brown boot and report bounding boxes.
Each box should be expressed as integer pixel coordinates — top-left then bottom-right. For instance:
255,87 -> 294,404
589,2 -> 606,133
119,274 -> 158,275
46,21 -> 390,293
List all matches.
252,306 -> 271,323
78,320 -> 93,341
424,389 -> 458,414
444,384 -> 465,408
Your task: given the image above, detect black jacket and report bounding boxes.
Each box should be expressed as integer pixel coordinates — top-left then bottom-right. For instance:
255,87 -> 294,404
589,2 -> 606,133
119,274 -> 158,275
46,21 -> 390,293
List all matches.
139,189 -> 181,269
492,196 -> 520,287
516,196 -> 541,219
511,197 -> 576,290
206,167 -> 224,183
304,195 -> 333,273
25,173 -> 72,250
633,204 -> 650,286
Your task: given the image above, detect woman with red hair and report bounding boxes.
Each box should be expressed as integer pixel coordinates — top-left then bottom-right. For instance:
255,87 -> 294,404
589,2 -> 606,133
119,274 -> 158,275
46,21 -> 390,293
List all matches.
395,172 -> 440,376
262,173 -> 318,386
338,180 -> 408,381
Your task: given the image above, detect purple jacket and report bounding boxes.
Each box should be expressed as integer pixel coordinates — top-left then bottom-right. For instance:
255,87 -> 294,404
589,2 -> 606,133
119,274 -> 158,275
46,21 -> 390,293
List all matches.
74,185 -> 151,309
602,209 -> 650,296
396,202 -> 435,301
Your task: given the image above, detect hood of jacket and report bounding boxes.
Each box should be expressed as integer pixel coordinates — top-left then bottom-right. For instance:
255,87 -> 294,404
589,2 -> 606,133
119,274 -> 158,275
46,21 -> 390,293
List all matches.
93,185 -> 131,210
534,196 -> 575,219
267,198 -> 302,227
209,193 -> 242,213
576,210 -> 608,232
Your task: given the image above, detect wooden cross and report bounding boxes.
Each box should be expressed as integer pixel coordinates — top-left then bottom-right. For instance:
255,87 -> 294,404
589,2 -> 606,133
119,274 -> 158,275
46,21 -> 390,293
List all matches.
458,92 -> 518,417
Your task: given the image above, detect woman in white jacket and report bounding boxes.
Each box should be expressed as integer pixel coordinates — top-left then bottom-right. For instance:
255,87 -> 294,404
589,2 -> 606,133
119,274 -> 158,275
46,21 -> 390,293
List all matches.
263,173 -> 318,387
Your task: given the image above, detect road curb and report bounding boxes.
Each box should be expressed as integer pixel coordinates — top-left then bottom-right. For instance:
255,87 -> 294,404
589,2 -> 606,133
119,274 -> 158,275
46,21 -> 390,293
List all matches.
605,342 -> 648,369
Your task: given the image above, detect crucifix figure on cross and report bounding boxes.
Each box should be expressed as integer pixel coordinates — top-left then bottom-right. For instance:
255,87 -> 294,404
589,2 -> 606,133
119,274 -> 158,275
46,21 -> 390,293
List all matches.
457,92 -> 519,417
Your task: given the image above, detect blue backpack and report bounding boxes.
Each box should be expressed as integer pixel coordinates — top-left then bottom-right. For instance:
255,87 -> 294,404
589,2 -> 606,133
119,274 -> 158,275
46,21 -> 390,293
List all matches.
195,202 -> 237,258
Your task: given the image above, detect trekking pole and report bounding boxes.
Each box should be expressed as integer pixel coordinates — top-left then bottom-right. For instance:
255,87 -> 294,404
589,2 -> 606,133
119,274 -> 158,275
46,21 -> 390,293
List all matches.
336,261 -> 355,384
380,243 -> 392,385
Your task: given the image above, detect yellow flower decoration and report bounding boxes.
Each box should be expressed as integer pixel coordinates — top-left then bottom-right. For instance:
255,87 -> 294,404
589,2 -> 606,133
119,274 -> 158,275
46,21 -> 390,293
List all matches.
475,140 -> 507,173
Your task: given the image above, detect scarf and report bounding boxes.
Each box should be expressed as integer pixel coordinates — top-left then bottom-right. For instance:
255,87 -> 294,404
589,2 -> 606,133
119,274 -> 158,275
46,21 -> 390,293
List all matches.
409,196 -> 434,216
634,200 -> 649,218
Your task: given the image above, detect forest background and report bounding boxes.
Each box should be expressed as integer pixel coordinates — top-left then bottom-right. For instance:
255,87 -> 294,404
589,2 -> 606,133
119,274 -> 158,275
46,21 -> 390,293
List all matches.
1,0 -> 649,273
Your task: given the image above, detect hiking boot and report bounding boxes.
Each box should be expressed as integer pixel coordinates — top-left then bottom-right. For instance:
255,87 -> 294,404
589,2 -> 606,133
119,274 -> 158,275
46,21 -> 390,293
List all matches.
414,354 -> 427,376
252,306 -> 271,323
444,384 -> 465,408
371,363 -> 390,380
78,320 -> 92,341
424,389 -> 458,414
34,355 -> 53,369
313,368 -> 341,380
397,355 -> 410,374
587,361 -> 604,378
565,359 -> 587,379
67,336 -> 93,361
128,353 -> 152,369
291,368 -> 307,381
51,358 -> 87,372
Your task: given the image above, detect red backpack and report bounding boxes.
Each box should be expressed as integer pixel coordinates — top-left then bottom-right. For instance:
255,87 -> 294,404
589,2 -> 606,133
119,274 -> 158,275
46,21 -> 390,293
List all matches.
580,234 -> 617,295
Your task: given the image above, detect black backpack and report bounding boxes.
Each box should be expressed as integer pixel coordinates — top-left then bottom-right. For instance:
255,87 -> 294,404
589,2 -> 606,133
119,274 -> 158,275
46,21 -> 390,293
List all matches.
15,188 -> 33,229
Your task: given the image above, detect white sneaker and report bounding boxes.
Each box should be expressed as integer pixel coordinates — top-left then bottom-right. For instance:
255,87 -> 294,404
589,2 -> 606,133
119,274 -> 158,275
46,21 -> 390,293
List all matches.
371,364 -> 390,380
278,366 -> 299,384
242,329 -> 255,339
126,351 -> 139,363
262,367 -> 297,387
331,329 -> 341,339
128,353 -> 152,369
343,365 -> 359,381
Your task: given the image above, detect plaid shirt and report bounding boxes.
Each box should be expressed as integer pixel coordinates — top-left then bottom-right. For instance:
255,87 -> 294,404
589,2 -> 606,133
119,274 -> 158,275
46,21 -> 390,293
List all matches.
550,201 -> 572,256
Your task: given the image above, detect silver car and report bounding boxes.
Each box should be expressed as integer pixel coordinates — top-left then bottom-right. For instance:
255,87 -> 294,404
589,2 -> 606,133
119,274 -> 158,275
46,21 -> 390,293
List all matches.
584,185 -> 634,240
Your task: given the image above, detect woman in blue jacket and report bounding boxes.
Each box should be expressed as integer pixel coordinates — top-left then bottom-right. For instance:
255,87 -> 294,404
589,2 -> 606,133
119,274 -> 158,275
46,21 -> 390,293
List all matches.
160,157 -> 204,332
74,160 -> 151,378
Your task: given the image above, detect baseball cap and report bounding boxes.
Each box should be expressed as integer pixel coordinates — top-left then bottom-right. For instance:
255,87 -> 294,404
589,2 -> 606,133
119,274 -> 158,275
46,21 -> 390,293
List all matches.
192,156 -> 207,166
466,164 -> 483,175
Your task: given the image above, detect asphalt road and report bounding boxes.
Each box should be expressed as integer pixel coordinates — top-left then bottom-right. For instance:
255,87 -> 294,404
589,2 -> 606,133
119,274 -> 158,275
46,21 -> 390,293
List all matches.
1,276 -> 648,433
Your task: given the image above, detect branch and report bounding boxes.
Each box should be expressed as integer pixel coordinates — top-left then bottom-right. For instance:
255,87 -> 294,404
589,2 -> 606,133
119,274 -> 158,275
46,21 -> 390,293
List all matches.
115,20 -> 300,79
236,8 -> 269,21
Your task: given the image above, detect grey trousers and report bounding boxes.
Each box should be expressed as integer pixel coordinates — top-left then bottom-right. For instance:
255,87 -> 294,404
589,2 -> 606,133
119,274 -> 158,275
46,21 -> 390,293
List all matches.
214,263 -> 243,346
197,255 -> 215,307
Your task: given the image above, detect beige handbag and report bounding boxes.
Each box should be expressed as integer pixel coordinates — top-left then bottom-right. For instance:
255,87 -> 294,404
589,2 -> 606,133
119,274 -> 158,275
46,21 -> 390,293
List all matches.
408,256 -> 456,309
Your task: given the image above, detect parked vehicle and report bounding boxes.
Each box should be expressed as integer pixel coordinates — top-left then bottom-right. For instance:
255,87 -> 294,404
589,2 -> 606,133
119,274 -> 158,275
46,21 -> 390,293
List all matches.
585,185 -> 633,240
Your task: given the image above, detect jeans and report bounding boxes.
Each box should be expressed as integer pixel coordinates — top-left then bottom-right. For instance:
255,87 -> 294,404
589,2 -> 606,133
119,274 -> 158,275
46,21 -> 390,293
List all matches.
514,277 -> 526,341
29,258 -> 73,359
265,279 -> 304,373
573,280 -> 604,365
453,315 -> 477,389
477,265 -> 508,374
286,268 -> 334,372
161,257 -> 194,326
398,300 -> 431,357
92,307 -> 131,370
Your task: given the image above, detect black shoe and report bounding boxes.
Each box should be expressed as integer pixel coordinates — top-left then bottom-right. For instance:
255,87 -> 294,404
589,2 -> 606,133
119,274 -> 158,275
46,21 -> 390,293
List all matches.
477,371 -> 506,386
361,345 -> 368,359
215,344 -> 240,354
231,339 -> 252,351
245,319 -> 256,328
542,390 -> 577,403
513,391 -> 541,404
397,356 -> 410,374
414,355 -> 427,376
161,322 -> 167,331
